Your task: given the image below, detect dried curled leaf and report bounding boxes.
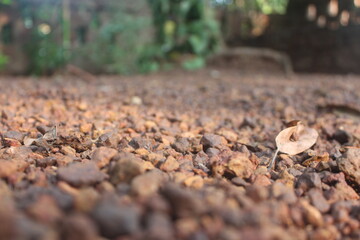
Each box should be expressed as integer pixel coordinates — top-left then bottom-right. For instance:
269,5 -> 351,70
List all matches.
302,152 -> 329,167
275,121 -> 318,155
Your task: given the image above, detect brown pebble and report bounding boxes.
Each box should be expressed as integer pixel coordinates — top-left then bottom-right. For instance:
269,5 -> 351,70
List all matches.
300,200 -> 324,227
131,170 -> 166,197
109,153 -> 145,184
91,147 -> 117,168
160,156 -> 180,172
58,162 -> 107,187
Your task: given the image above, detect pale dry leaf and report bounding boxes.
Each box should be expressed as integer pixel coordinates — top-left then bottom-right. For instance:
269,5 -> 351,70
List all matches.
23,136 -> 37,147
275,121 -> 318,155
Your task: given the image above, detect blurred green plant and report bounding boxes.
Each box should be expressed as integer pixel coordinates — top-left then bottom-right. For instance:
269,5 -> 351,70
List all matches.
142,0 -> 220,72
72,2 -> 152,75
24,30 -> 65,75
1,0 -> 220,75
0,51 -> 8,69
0,0 -> 12,5
15,0 -> 66,75
212,0 -> 288,14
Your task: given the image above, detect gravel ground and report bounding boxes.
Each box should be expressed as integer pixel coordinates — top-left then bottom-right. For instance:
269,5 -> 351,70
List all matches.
0,69 -> 360,240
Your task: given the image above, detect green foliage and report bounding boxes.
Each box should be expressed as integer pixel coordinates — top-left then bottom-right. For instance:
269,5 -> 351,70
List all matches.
1,0 -> 219,75
0,0 -> 12,5
143,0 -> 220,72
72,2 -> 152,75
182,56 -> 205,71
256,0 -> 288,14
212,0 -> 288,14
0,52 -> 8,69
11,0 -> 65,74
24,31 -> 65,75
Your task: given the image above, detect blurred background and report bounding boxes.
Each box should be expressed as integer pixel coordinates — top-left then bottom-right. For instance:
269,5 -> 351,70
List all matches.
0,0 -> 359,75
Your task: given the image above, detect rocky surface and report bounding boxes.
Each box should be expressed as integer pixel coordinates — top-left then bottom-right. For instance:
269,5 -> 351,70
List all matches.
0,70 -> 360,239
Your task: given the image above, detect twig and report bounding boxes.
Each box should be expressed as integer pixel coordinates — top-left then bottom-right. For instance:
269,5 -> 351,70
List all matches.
268,148 -> 279,170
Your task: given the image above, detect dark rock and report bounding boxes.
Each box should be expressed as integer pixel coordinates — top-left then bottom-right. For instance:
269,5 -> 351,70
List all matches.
36,125 -> 50,135
91,198 -> 140,238
321,172 -> 346,186
15,215 -> 51,240
308,188 -> 330,213
14,186 -> 74,211
0,203 -> 17,240
3,131 -> 25,142
58,162 -> 107,187
109,153 -> 145,184
172,137 -> 190,153
61,214 -> 99,240
232,177 -> 250,187
129,137 -> 153,150
35,156 -> 57,168
201,134 -> 225,150
96,131 -> 120,148
296,172 -> 321,192
205,148 -> 220,157
26,195 -> 63,224
145,212 -> 174,240
161,183 -> 205,218
332,129 -> 351,144
193,151 -> 210,172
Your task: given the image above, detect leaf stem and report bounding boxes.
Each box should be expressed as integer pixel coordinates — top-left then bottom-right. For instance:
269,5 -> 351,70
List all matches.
268,148 -> 279,170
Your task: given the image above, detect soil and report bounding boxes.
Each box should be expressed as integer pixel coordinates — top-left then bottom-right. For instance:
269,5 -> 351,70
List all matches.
0,69 -> 360,240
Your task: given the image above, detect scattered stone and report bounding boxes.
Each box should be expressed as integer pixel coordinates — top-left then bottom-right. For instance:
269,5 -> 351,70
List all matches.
183,176 -> 204,189
2,138 -> 21,147
337,147 -> 360,186
161,183 -> 205,218
0,159 -> 28,178
231,177 -> 250,187
217,151 -> 258,179
73,188 -> 99,213
58,162 -> 107,186
26,195 -> 63,224
145,212 -> 174,240
217,128 -> 238,142
201,134 -> 226,150
300,200 -> 324,227
253,175 -> 272,186
308,188 -> 330,213
1,71 -> 360,239
61,214 -> 99,240
205,148 -> 220,157
332,129 -> 351,144
131,170 -> 166,197
160,156 -> 180,172
91,147 -> 117,168
79,123 -> 93,133
296,172 -> 322,192
172,137 -> 191,153
96,132 -> 120,148
91,198 -> 140,238
60,146 -> 76,156
56,155 -> 74,167
3,131 -> 25,142
109,153 -> 145,184
129,137 -> 153,150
